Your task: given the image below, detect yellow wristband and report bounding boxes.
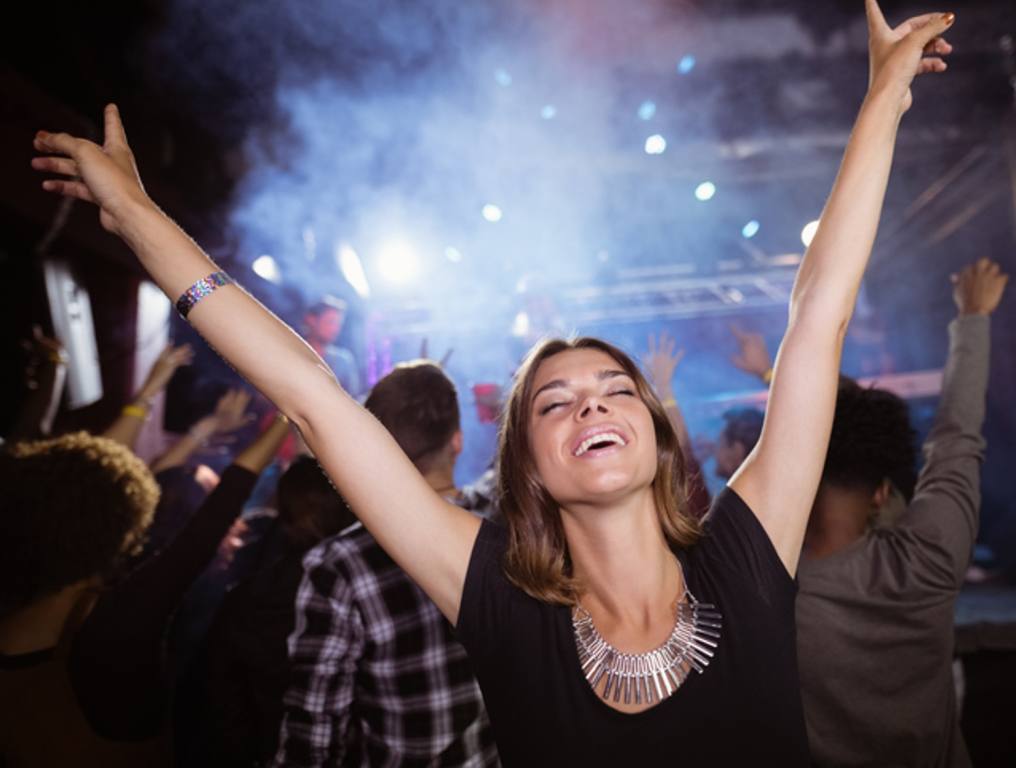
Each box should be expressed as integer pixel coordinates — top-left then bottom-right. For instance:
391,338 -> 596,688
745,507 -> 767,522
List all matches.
761,368 -> 774,385
661,398 -> 677,409
122,404 -> 148,420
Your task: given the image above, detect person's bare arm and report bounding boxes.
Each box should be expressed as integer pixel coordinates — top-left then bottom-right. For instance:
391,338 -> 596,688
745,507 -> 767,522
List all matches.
729,2 -> 956,575
9,327 -> 68,441
232,412 -> 292,474
102,343 -> 193,449
32,110 -> 479,623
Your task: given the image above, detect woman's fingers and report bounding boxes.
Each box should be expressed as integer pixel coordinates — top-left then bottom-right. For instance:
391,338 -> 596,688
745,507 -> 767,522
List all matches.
34,130 -> 86,158
865,0 -> 890,34
31,156 -> 78,178
41,179 -> 96,203
103,103 -> 130,149
923,37 -> 952,56
892,12 -> 941,39
917,57 -> 947,75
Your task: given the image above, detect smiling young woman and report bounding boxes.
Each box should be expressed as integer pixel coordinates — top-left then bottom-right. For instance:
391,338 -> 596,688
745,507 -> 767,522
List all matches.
29,2 -> 954,763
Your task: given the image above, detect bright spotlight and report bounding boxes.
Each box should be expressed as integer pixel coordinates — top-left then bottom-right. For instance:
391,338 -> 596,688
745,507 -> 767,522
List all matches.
741,220 -> 761,239
336,243 -> 370,298
252,254 -> 282,284
494,68 -> 512,87
377,239 -> 420,284
801,219 -> 820,247
677,54 -> 696,74
540,104 -> 557,120
482,204 -> 503,223
637,100 -> 657,121
694,181 -> 716,201
445,246 -> 463,263
644,134 -> 667,155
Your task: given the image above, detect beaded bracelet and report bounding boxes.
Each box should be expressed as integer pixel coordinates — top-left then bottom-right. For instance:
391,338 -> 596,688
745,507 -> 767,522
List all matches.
176,271 -> 233,319
761,367 -> 774,385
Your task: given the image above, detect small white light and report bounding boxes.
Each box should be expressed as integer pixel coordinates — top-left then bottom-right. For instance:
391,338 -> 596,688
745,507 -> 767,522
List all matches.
644,134 -> 667,155
540,104 -> 557,120
511,311 -> 530,338
637,100 -> 656,121
494,68 -> 512,87
445,246 -> 463,263
801,219 -> 820,247
482,204 -> 503,222
252,254 -> 282,284
377,239 -> 420,284
694,181 -> 716,201
741,220 -> 760,239
336,243 -> 370,298
677,54 -> 696,74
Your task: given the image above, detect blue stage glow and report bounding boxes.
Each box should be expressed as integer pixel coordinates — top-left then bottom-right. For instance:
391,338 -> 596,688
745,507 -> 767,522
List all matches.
741,220 -> 760,239
494,68 -> 512,86
677,54 -> 696,74
540,104 -> 557,120
637,100 -> 657,120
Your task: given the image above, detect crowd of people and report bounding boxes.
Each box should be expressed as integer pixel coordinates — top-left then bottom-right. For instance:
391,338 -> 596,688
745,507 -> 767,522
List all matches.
2,2 -> 1012,766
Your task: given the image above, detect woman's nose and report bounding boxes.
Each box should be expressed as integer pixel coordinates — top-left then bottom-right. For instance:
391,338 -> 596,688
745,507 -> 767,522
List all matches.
577,397 -> 609,419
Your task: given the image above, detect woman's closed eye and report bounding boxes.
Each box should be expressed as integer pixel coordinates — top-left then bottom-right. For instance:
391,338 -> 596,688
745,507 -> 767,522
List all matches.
539,400 -> 570,415
608,388 -> 635,397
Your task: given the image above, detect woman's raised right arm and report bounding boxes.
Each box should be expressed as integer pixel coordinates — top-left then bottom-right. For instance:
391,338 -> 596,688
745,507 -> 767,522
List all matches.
31,107 -> 480,623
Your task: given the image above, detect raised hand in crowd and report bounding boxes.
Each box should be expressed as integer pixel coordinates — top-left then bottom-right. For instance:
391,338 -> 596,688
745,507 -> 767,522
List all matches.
952,257 -> 1009,317
729,323 -> 773,384
645,331 -> 689,449
102,343 -> 194,449
8,325 -> 68,441
150,388 -> 253,475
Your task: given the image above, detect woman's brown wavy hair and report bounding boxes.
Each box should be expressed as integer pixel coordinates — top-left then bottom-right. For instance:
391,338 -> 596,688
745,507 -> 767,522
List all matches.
497,337 -> 701,605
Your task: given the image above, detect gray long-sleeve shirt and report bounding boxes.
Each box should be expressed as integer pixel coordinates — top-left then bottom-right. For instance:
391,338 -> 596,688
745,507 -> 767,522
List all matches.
796,315 -> 990,767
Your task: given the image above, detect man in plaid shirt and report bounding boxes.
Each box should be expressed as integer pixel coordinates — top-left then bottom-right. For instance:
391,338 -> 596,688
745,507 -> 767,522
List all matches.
273,362 -> 499,767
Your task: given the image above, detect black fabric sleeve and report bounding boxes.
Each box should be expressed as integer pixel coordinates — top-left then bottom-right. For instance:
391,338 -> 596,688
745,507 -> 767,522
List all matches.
699,486 -> 797,608
455,519 -> 515,662
68,464 -> 259,740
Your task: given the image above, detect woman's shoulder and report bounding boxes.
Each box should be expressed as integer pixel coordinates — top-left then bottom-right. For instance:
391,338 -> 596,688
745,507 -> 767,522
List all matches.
690,486 -> 796,601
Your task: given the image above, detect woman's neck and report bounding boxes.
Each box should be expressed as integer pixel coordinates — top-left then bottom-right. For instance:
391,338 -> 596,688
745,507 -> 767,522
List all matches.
561,488 -> 681,633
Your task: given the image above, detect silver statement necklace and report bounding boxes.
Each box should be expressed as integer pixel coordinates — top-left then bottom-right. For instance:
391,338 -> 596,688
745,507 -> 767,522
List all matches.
572,581 -> 722,707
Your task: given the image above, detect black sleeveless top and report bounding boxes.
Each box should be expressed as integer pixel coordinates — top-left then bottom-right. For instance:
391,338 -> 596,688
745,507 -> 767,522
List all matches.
455,487 -> 809,766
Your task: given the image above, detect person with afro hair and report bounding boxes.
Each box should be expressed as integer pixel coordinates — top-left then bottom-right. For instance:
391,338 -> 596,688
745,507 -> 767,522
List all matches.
796,258 -> 1009,767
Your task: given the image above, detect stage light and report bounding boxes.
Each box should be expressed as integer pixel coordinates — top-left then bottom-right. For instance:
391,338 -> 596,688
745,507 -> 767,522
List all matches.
482,204 -> 503,222
540,104 -> 557,120
336,243 -> 370,298
377,239 -> 420,284
801,219 -> 820,247
512,311 -> 530,338
694,181 -> 716,201
494,68 -> 512,87
445,246 -> 463,262
677,55 -> 696,74
741,220 -> 760,239
252,254 -> 282,284
644,134 -> 667,155
637,100 -> 657,120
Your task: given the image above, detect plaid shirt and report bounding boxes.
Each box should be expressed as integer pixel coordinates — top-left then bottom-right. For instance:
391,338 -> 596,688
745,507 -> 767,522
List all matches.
273,490 -> 499,768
